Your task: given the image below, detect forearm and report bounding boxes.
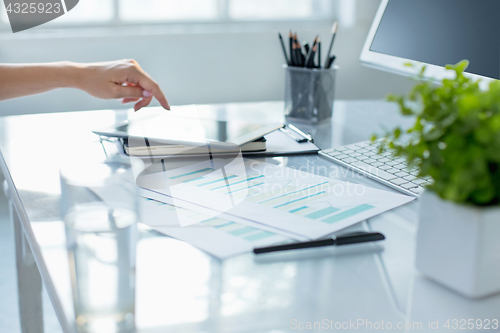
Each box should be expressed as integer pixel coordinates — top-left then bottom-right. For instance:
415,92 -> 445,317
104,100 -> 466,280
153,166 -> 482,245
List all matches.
0,62 -> 83,101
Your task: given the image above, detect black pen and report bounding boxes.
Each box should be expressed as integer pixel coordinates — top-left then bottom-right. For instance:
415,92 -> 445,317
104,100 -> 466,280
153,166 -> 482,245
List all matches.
253,232 -> 385,254
324,21 -> 338,68
303,42 -> 310,55
326,55 -> 336,69
278,33 -> 290,65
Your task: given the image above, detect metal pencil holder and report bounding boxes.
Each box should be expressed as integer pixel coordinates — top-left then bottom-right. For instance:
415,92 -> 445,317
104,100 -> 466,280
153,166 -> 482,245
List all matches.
284,65 -> 338,124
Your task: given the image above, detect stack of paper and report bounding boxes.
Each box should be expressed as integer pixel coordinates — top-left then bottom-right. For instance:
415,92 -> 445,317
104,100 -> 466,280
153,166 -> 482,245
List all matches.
133,158 -> 415,259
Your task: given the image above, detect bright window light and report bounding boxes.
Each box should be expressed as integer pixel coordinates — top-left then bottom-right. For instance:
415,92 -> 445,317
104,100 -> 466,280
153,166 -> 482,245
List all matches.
50,0 -> 114,23
119,0 -> 218,22
229,0 -> 315,20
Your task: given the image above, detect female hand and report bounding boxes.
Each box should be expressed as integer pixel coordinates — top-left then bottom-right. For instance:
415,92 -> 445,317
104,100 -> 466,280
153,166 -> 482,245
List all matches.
77,59 -> 170,111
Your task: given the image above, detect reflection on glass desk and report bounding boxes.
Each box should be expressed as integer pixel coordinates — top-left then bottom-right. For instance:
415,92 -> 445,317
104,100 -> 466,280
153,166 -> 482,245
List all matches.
1,101 -> 499,333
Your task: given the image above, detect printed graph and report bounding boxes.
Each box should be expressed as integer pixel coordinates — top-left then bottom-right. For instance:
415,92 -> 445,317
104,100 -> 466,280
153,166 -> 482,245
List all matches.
166,167 -> 377,226
145,198 -> 279,243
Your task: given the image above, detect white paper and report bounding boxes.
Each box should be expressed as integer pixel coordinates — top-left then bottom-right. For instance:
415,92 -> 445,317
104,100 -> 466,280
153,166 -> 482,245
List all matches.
139,196 -> 292,259
138,158 -> 416,240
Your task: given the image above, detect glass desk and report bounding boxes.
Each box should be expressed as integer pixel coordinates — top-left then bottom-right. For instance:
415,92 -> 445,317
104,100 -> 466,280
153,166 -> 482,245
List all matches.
1,101 -> 498,333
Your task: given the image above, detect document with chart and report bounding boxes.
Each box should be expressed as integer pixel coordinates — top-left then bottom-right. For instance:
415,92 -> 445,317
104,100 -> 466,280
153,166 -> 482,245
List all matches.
139,196 -> 294,258
138,158 -> 415,242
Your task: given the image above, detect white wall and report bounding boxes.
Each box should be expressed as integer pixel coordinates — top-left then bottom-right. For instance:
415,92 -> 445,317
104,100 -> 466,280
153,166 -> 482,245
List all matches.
0,0 -> 413,115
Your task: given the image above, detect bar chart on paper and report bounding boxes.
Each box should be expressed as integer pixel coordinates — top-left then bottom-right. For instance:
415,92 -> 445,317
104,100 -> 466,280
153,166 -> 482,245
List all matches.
167,166 -> 378,226
140,159 -> 415,240
141,197 -> 290,258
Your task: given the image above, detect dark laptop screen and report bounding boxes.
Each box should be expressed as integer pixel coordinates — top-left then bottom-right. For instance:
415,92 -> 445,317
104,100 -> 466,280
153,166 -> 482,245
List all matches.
370,0 -> 500,79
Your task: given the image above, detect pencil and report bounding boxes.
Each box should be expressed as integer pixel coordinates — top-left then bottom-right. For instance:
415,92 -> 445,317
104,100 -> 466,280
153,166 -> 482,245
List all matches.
278,33 -> 290,65
289,30 -> 295,66
305,36 -> 318,68
297,40 -> 306,67
324,21 -> 338,68
293,33 -> 302,67
318,39 -> 322,68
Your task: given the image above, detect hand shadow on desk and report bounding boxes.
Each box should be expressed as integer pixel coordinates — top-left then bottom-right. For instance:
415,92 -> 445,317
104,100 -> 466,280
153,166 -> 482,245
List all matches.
253,242 -> 384,264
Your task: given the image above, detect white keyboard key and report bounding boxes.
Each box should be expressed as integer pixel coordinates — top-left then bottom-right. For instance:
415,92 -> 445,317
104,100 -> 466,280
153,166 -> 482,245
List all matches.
401,183 -> 418,190
351,161 -> 397,181
349,153 -> 361,157
345,144 -> 360,150
412,179 -> 427,185
371,162 -> 383,167
411,187 -> 425,194
357,149 -> 369,154
364,159 -> 376,164
403,175 -> 417,181
356,155 -> 370,161
343,157 -> 358,164
390,178 -> 409,185
395,172 -> 410,177
328,151 -> 343,157
371,155 -> 384,160
380,158 -> 391,163
386,168 -> 400,174
379,165 -> 391,171
336,154 -> 349,160
393,164 -> 407,170
387,161 -> 399,166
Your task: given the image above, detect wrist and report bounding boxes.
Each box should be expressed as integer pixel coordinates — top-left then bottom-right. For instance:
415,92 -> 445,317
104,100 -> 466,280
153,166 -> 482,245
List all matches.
56,61 -> 85,90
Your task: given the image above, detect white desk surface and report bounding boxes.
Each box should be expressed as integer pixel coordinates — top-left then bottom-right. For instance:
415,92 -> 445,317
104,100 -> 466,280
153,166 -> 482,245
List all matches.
1,101 -> 499,333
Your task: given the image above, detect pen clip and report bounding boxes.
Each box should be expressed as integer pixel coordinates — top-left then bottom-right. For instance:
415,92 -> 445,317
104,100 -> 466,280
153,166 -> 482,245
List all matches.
287,124 -> 314,143
280,126 -> 308,143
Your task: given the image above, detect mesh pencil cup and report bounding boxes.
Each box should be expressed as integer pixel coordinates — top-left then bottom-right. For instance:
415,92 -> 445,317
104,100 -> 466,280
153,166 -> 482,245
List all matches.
284,65 -> 338,124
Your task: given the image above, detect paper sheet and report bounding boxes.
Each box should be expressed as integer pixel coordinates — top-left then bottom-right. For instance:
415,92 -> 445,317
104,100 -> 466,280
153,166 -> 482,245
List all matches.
139,196 -> 292,259
138,158 -> 416,240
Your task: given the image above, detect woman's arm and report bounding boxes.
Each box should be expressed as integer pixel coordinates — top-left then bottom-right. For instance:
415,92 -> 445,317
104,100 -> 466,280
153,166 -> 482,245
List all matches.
0,59 -> 170,111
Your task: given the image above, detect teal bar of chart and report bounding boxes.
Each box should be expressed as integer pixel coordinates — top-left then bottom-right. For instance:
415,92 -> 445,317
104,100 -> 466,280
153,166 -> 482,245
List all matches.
245,231 -> 275,242
169,167 -> 213,180
211,175 -> 265,190
197,175 -> 238,187
322,204 -> 375,224
259,181 -> 328,204
225,182 -> 264,194
183,176 -> 205,183
305,206 -> 340,219
229,226 -> 257,236
289,206 -> 308,213
274,191 -> 326,208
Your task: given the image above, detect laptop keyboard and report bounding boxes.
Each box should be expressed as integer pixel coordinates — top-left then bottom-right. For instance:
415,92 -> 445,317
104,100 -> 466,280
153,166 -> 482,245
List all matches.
319,140 -> 432,197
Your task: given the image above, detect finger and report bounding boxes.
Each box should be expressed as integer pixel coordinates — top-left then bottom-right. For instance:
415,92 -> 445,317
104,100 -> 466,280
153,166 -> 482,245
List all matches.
134,96 -> 153,112
122,97 -> 140,104
134,76 -> 170,110
113,85 -> 144,99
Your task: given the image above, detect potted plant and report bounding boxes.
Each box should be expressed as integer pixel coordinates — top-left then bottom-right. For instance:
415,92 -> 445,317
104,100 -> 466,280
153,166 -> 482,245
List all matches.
375,60 -> 500,298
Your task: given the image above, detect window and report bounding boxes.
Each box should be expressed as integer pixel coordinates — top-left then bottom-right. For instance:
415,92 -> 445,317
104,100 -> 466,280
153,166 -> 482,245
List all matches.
0,0 -> 350,30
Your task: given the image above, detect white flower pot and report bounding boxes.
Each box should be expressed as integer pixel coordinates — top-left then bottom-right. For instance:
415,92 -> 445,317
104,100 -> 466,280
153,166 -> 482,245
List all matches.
416,190 -> 500,298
